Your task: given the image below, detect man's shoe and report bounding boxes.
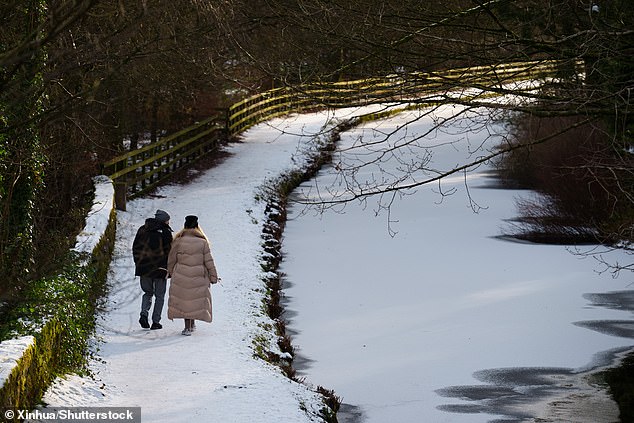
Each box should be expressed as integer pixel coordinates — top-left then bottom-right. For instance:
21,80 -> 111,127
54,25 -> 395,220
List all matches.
150,322 -> 162,330
139,315 -> 150,329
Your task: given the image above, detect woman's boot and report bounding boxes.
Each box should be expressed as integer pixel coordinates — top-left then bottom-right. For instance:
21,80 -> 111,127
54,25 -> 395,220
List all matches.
182,319 -> 192,336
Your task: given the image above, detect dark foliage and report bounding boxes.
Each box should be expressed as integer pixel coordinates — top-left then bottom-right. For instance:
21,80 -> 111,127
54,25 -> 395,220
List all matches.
604,352 -> 634,423
496,114 -> 634,246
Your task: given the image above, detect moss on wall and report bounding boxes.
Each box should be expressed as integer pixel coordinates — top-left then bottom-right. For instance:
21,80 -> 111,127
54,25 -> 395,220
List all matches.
0,204 -> 116,413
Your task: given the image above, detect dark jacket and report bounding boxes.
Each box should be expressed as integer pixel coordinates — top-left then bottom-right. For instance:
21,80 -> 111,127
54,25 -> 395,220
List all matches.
132,218 -> 173,278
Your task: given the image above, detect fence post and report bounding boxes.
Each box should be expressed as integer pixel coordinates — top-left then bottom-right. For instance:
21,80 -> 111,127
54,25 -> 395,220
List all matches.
114,181 -> 127,211
224,107 -> 230,135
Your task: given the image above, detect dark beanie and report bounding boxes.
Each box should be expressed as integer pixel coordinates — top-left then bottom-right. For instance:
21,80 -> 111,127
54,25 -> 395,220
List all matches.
184,215 -> 199,228
155,209 -> 170,222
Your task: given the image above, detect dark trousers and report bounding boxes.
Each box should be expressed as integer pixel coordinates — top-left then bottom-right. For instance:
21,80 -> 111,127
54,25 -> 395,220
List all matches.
140,277 -> 167,324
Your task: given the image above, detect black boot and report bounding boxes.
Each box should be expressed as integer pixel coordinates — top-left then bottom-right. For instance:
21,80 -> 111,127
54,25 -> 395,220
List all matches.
139,314 -> 150,329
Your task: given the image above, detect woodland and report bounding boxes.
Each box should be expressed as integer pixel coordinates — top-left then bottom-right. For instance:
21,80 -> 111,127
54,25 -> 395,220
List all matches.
0,0 -> 632,307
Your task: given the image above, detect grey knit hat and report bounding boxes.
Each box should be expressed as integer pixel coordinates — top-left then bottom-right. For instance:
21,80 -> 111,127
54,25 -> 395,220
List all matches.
154,209 -> 170,223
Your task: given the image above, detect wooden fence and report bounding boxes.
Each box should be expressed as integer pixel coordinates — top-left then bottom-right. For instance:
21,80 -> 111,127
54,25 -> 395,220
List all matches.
102,114 -> 226,210
104,59 -> 581,209
226,59 -> 578,135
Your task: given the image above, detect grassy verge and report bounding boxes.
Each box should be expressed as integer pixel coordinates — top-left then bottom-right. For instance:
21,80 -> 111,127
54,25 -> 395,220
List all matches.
0,207 -> 116,410
252,119 -> 361,423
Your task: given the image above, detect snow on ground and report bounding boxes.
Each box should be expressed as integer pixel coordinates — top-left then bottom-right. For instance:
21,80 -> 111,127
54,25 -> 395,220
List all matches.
37,107 -> 388,423
28,100 -> 633,423
73,175 -> 115,259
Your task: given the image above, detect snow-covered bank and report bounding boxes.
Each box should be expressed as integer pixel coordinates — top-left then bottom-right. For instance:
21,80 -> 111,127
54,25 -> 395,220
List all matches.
37,107 -> 390,422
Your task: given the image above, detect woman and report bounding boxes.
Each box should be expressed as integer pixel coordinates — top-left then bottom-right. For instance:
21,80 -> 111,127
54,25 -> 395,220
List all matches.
167,215 -> 219,336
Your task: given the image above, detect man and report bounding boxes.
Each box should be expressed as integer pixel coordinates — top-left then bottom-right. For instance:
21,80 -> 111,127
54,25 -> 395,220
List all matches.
132,209 -> 173,330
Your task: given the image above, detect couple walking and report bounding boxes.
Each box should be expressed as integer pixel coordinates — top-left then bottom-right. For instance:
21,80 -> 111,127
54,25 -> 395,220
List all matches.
132,210 -> 219,336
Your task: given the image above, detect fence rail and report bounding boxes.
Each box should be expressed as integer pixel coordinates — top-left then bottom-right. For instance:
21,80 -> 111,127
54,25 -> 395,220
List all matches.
102,115 -> 226,209
226,59 -> 579,135
104,59 -> 581,209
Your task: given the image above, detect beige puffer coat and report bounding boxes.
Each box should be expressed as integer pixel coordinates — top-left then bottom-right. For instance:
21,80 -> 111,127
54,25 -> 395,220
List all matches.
167,228 -> 218,322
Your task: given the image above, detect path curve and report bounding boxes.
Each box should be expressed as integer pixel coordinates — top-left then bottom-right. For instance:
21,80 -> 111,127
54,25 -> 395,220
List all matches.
39,109 -> 375,422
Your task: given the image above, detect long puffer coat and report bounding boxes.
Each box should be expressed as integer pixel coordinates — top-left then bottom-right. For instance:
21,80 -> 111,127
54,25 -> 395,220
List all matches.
167,228 -> 218,322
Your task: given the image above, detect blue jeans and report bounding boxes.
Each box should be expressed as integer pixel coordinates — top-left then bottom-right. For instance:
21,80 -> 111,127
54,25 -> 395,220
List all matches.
140,277 -> 167,324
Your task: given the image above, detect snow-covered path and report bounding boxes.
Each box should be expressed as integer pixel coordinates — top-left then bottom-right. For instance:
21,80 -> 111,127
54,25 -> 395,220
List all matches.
40,109 -> 375,422
38,100 -> 633,423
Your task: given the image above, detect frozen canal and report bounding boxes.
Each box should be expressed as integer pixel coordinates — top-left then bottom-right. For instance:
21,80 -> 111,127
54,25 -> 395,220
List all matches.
279,106 -> 634,422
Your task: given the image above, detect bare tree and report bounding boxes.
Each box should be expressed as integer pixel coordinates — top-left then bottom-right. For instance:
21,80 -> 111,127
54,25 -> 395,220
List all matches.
0,0 -> 234,297
225,0 -> 633,267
